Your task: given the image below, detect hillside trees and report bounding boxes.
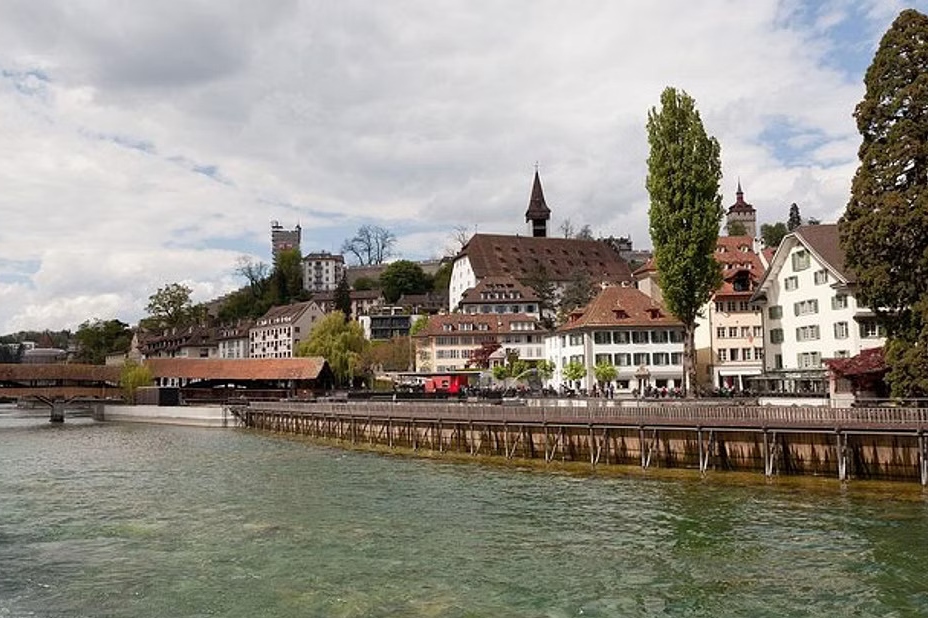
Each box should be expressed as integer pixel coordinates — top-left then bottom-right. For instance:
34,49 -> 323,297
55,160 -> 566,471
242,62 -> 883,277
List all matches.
760,221 -> 789,248
646,86 -> 723,396
840,8 -> 928,397
379,260 -> 431,303
74,318 -> 132,364
143,283 -> 196,329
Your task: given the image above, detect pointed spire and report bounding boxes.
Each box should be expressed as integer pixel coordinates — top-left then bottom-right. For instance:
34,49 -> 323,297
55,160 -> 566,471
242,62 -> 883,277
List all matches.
525,168 -> 551,237
736,178 -> 743,199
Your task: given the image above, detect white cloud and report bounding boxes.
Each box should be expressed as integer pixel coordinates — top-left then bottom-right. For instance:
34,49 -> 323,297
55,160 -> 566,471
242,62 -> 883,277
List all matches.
0,0 -> 923,332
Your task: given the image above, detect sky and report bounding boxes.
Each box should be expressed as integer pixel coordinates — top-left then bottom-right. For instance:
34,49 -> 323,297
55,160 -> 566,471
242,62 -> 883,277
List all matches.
0,0 -> 922,334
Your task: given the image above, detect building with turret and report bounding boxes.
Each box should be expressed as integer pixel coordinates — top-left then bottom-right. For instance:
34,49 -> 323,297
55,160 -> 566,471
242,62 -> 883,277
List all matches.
271,221 -> 301,260
726,182 -> 757,238
525,170 -> 551,237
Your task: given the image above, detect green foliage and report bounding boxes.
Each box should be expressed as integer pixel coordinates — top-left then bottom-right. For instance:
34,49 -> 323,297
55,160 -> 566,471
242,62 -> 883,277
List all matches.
120,361 -> 153,404
379,260 -> 431,304
271,248 -> 304,305
297,312 -> 370,387
410,315 -> 429,336
510,359 -> 530,381
0,342 -> 23,363
430,261 -> 453,295
646,86 -> 723,396
352,276 -> 378,291
521,262 -> 556,328
727,220 -> 747,236
143,283 -> 195,329
558,270 -> 594,318
593,361 -> 618,384
74,319 -> 131,364
535,359 -> 555,381
787,203 -> 802,231
841,9 -> 928,397
760,222 -> 789,249
334,275 -> 352,318
563,360 -> 586,383
491,364 -> 510,381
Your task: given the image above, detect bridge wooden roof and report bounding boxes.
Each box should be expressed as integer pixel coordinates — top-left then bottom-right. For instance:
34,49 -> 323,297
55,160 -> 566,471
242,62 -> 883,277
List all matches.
0,363 -> 121,381
143,357 -> 330,381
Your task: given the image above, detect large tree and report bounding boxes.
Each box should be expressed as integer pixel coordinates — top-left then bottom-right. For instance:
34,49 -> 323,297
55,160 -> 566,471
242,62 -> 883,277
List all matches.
840,9 -> 928,397
143,283 -> 195,329
646,87 -> 724,396
74,318 -> 131,364
787,203 -> 802,231
760,221 -> 789,249
342,224 -> 396,265
297,312 -> 370,387
379,260 -> 431,304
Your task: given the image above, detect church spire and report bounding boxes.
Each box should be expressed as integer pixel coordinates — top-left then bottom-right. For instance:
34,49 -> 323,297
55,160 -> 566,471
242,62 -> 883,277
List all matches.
525,167 -> 551,238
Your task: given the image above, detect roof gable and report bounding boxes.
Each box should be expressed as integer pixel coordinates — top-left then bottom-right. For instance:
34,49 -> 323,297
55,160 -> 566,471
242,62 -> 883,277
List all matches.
557,286 -> 682,331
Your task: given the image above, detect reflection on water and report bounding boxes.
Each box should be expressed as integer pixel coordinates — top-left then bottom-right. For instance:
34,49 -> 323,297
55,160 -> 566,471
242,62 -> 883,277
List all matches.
1,407 -> 927,617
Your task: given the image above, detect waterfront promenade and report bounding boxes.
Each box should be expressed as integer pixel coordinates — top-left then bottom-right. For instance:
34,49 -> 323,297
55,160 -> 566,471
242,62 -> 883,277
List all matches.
235,400 -> 928,484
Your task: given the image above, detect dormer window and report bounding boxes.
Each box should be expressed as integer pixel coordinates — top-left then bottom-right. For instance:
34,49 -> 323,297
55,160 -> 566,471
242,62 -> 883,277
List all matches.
647,308 -> 662,319
612,309 -> 629,319
717,246 -> 727,253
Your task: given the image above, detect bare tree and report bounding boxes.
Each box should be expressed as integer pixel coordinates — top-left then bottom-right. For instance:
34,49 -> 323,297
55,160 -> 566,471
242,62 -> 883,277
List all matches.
341,225 -> 396,265
449,224 -> 472,254
576,224 -> 594,240
559,218 -> 575,238
234,256 -> 270,298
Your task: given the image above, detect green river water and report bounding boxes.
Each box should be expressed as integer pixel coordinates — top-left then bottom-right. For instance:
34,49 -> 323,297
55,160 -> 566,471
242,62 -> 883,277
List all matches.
1,408 -> 927,617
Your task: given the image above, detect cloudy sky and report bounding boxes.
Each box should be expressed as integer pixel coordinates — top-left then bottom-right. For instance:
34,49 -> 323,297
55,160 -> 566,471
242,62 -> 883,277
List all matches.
0,0 -> 921,334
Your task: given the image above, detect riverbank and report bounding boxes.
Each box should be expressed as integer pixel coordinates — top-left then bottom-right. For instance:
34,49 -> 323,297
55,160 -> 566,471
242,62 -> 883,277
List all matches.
101,404 -> 241,428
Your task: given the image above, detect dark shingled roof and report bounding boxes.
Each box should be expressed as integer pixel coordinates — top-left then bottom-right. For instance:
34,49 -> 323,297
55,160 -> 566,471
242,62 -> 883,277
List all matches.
794,223 -> 850,281
727,181 -> 755,214
524,170 -> 551,222
459,276 -> 540,305
460,234 -> 633,284
0,363 -> 121,382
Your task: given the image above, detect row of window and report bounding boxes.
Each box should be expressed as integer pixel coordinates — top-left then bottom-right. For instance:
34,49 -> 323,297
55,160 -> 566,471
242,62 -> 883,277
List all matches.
716,326 -> 763,339
768,295 -> 848,319
717,347 -> 764,362
714,300 -> 753,313
769,321 -> 885,344
466,304 -> 538,315
586,330 -> 686,346
587,352 -> 684,367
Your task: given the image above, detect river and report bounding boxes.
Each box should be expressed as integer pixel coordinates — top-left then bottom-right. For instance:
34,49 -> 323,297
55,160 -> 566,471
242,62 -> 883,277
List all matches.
1,407 -> 927,617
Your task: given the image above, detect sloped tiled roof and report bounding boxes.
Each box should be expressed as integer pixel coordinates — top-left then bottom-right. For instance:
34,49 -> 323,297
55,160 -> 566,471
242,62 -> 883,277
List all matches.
727,182 -> 755,214
459,276 -> 540,305
0,363 -> 121,382
714,235 -> 766,296
256,301 -> 320,325
414,312 -> 546,337
143,357 -> 329,380
557,286 -> 682,332
460,234 -> 633,284
824,347 -> 886,377
794,224 -> 849,281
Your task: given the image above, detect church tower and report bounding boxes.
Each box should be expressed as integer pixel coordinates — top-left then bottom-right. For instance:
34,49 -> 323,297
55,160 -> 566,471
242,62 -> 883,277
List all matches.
525,169 -> 551,238
726,181 -> 757,237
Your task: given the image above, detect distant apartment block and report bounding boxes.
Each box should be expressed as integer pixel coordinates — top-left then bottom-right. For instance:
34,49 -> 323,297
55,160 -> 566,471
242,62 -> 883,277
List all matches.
302,252 -> 346,293
250,301 -> 324,359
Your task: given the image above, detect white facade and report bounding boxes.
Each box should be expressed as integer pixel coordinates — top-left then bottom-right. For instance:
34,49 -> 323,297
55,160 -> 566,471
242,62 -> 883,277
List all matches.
302,253 -> 346,293
546,327 -> 685,393
218,337 -> 249,359
250,302 -> 323,359
414,314 -> 546,374
449,256 -> 477,311
753,227 -> 885,378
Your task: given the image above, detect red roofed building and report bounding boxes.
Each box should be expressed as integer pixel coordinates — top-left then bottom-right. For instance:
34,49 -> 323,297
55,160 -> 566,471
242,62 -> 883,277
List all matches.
548,285 -> 684,394
413,312 -> 547,373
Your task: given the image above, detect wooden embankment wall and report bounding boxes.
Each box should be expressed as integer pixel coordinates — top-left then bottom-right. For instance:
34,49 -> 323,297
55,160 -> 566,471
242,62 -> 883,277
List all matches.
234,401 -> 928,485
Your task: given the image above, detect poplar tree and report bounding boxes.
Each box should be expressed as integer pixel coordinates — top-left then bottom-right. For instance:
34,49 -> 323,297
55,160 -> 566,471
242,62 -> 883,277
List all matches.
646,87 -> 723,396
841,9 -> 928,397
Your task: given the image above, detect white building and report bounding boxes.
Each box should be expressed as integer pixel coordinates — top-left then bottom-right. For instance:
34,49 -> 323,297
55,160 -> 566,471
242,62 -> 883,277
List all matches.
546,286 -> 685,394
302,252 -> 346,293
750,224 -> 885,394
250,301 -> 325,359
216,322 -> 253,359
413,313 -> 547,373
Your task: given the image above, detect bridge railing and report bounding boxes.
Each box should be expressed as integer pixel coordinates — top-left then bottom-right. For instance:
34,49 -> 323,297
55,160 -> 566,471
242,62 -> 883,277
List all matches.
244,401 -> 928,429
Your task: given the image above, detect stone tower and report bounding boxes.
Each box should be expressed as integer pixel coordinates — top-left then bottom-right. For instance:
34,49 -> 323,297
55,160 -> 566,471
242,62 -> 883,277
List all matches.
726,181 -> 757,237
271,221 -> 301,260
525,170 -> 551,238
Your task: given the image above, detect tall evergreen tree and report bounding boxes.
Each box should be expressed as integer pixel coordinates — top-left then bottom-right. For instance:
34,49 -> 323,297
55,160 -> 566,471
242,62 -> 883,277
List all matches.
840,8 -> 928,397
787,203 -> 802,231
334,274 -> 352,319
646,87 -> 723,396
